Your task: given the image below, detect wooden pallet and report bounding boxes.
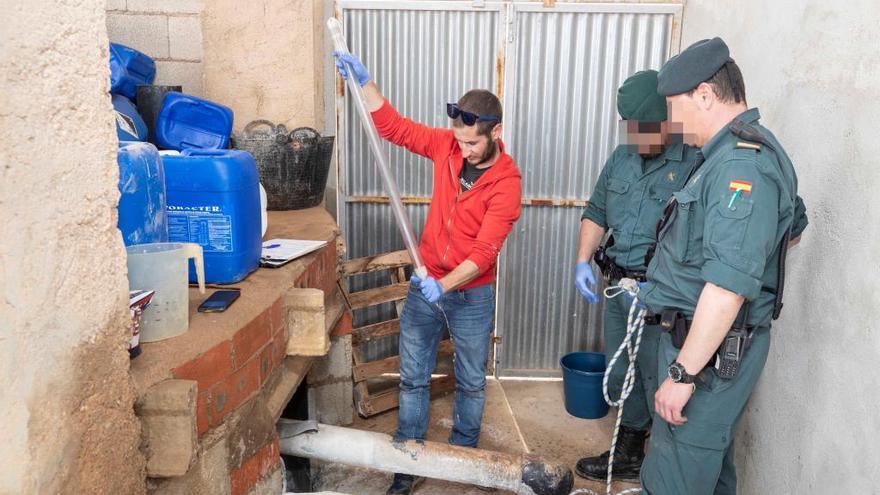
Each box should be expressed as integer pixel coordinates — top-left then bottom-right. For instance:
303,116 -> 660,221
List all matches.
341,250 -> 456,418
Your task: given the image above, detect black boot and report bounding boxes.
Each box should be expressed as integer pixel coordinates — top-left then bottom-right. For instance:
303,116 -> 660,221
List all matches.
386,473 -> 426,495
575,426 -> 647,482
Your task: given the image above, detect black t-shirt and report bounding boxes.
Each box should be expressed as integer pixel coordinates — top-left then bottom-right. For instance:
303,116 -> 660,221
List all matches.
459,160 -> 490,191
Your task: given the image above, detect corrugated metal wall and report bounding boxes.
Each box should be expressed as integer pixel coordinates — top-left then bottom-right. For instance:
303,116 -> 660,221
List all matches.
339,4 -> 501,360
336,1 -> 680,370
496,7 -> 675,376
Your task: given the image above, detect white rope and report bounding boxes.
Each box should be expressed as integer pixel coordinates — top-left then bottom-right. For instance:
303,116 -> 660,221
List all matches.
570,278 -> 646,495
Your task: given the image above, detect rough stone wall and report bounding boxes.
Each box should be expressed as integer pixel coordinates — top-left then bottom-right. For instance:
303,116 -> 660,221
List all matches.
681,1 -> 880,492
0,1 -> 145,494
202,0 -> 325,131
106,0 -> 205,96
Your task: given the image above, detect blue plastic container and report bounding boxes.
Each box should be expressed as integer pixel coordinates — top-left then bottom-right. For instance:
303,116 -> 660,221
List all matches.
155,92 -> 234,151
560,352 -> 610,419
113,94 -> 148,142
117,141 -> 168,246
163,149 -> 261,283
109,43 -> 156,100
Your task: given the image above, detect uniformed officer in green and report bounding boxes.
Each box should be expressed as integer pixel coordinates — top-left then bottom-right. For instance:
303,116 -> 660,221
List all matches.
573,70 -> 701,482
638,38 -> 808,494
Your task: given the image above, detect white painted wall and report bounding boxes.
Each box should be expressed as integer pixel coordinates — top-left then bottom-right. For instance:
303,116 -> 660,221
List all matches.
681,1 -> 880,492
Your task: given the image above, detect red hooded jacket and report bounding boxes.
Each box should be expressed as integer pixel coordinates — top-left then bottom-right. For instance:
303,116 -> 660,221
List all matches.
371,100 -> 522,289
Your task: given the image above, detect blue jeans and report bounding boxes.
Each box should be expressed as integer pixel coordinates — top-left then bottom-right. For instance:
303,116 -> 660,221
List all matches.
394,283 -> 496,448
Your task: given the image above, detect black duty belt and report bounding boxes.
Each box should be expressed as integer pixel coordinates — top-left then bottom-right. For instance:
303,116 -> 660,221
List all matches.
603,261 -> 647,284
647,308 -> 756,379
593,239 -> 647,284
642,313 -> 663,326
642,312 -> 694,332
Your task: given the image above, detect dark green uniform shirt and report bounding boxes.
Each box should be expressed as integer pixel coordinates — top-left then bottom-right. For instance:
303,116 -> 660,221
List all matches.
641,108 -> 807,327
581,143 -> 701,271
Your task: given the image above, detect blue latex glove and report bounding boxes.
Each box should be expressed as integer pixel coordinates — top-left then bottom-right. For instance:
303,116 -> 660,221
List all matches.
333,51 -> 371,87
574,261 -> 599,304
411,275 -> 444,304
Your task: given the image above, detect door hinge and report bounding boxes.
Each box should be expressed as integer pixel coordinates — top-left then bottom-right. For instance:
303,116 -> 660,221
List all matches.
492,335 -> 502,344
505,4 -> 516,43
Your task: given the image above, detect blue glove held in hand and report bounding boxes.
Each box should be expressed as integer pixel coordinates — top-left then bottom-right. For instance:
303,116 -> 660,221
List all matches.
411,275 -> 444,304
333,51 -> 371,87
574,261 -> 599,304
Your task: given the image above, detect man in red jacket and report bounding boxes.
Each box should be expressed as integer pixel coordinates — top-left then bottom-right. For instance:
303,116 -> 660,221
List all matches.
336,52 -> 522,494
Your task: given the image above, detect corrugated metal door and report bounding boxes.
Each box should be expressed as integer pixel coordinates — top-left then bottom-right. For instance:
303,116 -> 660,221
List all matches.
495,3 -> 680,376
335,1 -> 681,370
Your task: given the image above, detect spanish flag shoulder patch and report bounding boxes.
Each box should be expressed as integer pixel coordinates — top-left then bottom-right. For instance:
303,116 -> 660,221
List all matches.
729,180 -> 753,193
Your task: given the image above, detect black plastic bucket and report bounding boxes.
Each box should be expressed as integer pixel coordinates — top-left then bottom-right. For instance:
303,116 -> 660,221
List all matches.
232,121 -> 334,210
136,85 -> 182,146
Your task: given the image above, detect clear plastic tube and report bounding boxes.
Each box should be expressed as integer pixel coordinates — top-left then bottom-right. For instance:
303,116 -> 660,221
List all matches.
327,18 -> 428,279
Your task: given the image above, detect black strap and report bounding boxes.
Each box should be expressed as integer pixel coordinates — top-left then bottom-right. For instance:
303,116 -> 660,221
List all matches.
685,150 -> 706,182
652,151 -> 705,241
737,300 -> 752,330
593,234 -> 615,276
772,229 -> 792,319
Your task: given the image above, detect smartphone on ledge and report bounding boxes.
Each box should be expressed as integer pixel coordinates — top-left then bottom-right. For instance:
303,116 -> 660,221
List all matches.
197,290 -> 241,313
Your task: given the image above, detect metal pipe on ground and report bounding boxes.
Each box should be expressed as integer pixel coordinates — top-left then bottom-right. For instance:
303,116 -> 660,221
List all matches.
278,419 -> 573,495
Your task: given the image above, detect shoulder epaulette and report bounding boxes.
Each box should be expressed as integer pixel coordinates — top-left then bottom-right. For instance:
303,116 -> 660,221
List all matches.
735,141 -> 761,151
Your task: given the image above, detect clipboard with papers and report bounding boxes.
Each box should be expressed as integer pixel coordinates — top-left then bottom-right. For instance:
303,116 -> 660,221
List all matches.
260,238 -> 328,268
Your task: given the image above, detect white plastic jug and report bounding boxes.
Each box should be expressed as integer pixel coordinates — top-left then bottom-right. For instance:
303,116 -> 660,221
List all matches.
126,242 -> 206,342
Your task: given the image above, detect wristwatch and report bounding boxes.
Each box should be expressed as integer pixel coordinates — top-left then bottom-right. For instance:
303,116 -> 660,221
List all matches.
667,361 -> 697,384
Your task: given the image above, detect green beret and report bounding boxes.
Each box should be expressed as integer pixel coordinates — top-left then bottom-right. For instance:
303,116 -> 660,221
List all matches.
616,70 -> 666,122
657,37 -> 733,96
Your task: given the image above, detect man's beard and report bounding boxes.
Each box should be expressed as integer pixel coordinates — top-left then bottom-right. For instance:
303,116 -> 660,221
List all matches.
472,138 -> 497,166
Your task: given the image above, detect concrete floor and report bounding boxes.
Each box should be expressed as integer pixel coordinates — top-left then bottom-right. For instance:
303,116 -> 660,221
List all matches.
312,378 -> 639,495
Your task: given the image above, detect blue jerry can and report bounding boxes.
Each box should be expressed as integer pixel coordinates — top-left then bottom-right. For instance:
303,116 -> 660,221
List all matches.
155,92 -> 234,151
117,141 -> 169,246
113,94 -> 148,142
109,43 -> 156,100
162,149 -> 261,284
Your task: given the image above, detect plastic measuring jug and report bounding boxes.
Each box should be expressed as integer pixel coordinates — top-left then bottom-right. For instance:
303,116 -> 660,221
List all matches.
126,242 -> 206,342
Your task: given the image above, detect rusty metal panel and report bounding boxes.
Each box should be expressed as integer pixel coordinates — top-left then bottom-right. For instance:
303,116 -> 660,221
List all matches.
495,5 -> 677,376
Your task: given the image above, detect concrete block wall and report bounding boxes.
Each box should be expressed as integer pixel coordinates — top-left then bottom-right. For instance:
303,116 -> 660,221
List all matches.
202,0 -> 326,131
106,0 -> 205,96
308,316 -> 355,427
136,379 -> 199,477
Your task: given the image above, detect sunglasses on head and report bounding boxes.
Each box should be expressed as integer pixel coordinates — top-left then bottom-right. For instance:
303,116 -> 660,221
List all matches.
446,103 -> 501,126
